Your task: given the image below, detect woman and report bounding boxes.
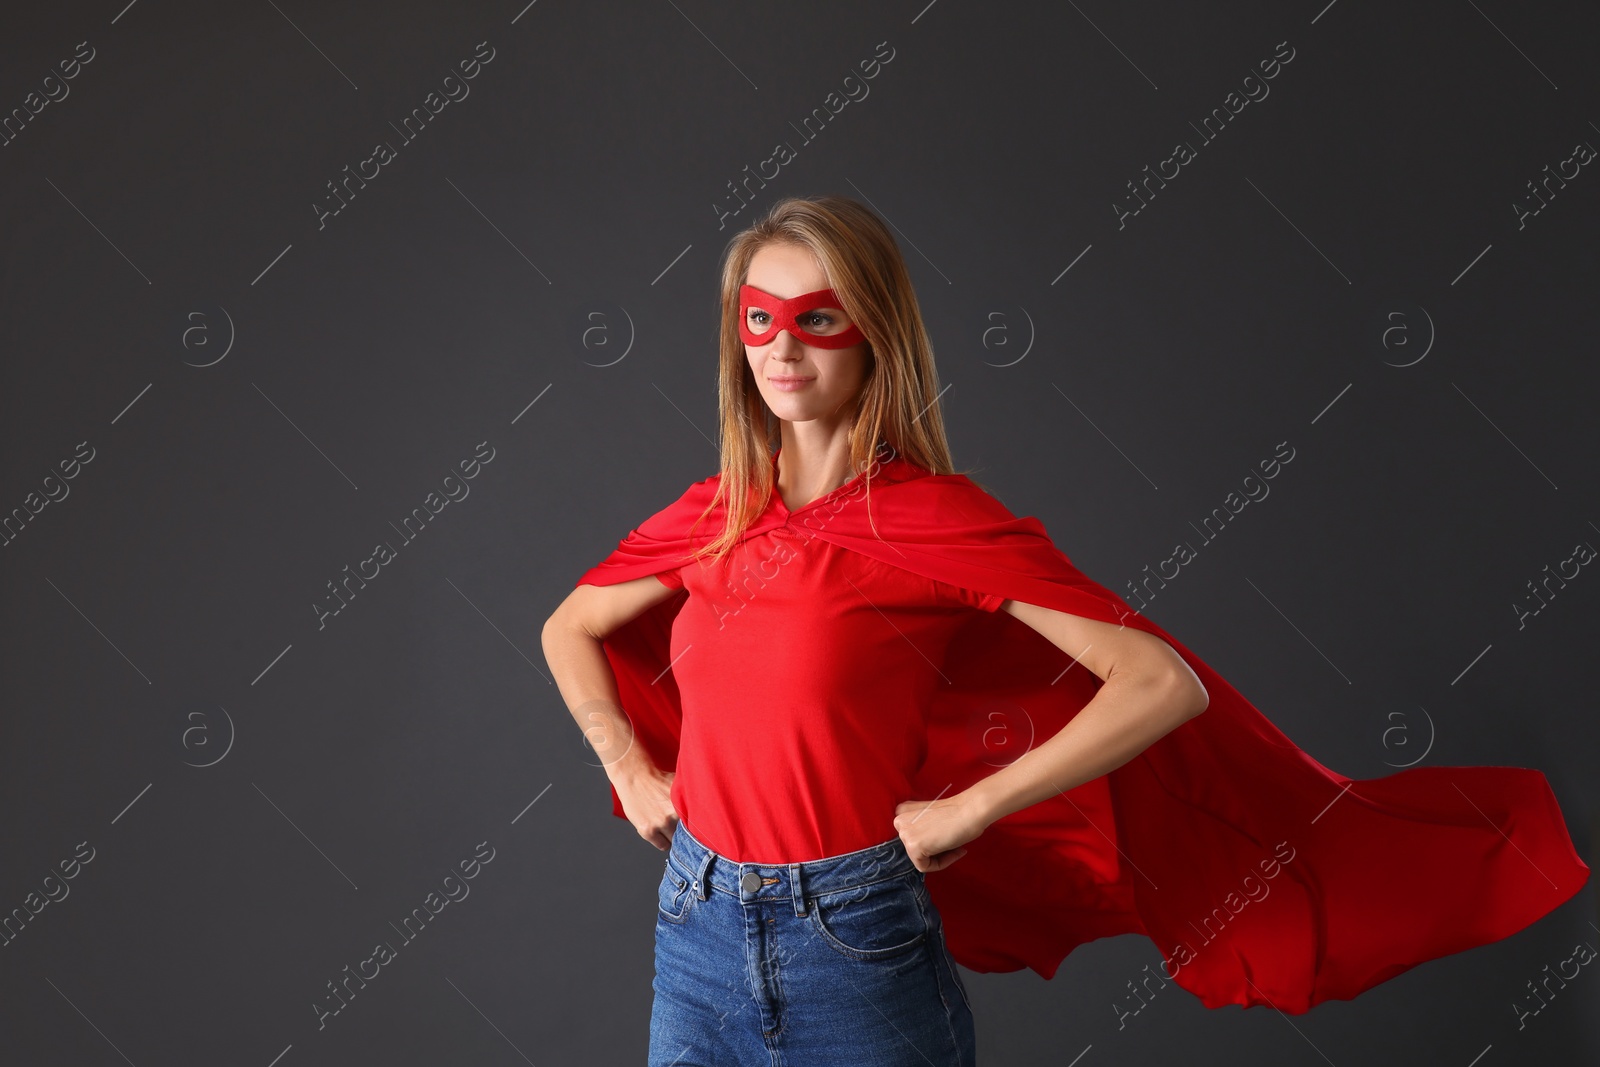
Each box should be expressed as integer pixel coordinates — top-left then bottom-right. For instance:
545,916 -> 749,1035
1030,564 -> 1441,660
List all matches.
541,196 -> 1588,1065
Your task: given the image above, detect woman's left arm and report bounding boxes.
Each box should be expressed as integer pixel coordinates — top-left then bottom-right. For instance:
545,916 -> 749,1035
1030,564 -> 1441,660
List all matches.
894,599 -> 1209,871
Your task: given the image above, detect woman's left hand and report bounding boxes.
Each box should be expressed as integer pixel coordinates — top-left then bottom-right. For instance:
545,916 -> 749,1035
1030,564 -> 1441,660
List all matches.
893,793 -> 988,873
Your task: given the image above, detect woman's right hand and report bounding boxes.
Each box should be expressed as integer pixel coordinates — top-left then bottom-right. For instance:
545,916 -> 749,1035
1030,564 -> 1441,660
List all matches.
612,763 -> 679,851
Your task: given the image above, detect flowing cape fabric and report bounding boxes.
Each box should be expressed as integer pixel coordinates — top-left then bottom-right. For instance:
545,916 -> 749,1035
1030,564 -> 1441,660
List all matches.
574,464 -> 1589,1013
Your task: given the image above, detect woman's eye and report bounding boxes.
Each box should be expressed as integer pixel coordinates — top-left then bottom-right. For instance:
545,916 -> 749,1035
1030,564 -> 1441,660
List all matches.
748,310 -> 770,327
801,312 -> 834,329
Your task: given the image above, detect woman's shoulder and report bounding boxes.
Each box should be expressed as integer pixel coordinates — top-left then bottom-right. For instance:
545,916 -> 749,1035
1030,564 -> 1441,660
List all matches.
886,459 -> 1023,523
635,470 -> 724,533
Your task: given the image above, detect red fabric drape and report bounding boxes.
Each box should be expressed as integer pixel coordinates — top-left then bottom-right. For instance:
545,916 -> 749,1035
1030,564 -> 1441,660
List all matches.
574,466 -> 1588,1012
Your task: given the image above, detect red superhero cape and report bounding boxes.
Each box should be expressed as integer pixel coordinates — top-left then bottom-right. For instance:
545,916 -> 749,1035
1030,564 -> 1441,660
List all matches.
574,462 -> 1589,1013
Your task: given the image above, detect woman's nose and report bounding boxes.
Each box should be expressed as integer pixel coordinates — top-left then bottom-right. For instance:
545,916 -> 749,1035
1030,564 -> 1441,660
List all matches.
768,329 -> 804,356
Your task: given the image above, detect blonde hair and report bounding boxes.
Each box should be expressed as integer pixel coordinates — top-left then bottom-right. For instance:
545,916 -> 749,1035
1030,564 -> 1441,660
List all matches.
683,194 -> 978,565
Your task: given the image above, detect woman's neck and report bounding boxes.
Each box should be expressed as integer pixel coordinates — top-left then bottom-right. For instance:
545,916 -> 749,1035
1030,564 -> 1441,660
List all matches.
773,432 -> 859,512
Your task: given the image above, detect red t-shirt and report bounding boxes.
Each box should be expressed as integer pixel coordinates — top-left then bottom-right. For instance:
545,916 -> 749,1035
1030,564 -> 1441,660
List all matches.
651,452 -> 1006,864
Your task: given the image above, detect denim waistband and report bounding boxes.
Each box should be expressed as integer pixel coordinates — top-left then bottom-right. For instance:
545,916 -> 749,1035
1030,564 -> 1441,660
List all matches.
667,819 -> 918,915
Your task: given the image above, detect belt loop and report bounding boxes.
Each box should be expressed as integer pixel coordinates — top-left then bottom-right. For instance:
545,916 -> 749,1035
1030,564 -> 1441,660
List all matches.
694,847 -> 713,899
789,861 -> 806,916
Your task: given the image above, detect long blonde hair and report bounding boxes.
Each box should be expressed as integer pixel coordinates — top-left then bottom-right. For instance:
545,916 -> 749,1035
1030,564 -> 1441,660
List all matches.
684,194 -> 977,565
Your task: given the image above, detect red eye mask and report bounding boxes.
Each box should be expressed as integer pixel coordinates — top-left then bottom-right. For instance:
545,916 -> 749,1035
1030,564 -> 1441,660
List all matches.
738,284 -> 866,349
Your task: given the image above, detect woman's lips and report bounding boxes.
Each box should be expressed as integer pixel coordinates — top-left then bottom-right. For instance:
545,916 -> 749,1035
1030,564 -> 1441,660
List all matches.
768,376 -> 814,392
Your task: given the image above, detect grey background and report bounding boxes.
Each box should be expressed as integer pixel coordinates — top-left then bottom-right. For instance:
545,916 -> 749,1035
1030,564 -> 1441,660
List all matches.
2,0 -> 1596,1063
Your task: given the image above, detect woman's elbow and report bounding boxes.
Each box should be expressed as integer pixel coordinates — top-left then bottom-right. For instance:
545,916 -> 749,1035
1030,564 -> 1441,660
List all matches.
1169,670 -> 1209,719
540,602 -> 575,655
542,590 -> 609,653
1144,657 -> 1207,721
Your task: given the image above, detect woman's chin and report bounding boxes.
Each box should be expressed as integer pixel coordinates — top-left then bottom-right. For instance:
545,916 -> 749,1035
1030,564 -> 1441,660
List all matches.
764,395 -> 828,421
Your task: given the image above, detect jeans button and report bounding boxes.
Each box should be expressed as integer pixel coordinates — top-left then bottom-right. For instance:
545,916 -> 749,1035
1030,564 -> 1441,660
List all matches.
740,871 -> 761,893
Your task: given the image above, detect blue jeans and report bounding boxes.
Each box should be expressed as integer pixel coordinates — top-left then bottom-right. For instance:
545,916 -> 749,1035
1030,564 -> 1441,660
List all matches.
649,818 -> 977,1066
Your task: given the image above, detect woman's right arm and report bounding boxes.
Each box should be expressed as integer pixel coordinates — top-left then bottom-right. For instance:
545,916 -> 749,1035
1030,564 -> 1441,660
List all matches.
540,575 -> 683,850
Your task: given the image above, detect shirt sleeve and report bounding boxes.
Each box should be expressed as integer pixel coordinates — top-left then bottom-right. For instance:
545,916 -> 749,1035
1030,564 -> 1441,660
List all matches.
931,577 -> 1007,613
653,566 -> 684,590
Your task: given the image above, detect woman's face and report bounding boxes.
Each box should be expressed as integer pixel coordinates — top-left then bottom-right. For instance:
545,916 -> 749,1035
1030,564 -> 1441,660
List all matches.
741,243 -> 868,425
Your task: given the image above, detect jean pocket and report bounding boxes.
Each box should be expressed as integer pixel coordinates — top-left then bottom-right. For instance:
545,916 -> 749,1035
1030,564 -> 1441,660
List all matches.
807,872 -> 929,961
657,857 -> 695,924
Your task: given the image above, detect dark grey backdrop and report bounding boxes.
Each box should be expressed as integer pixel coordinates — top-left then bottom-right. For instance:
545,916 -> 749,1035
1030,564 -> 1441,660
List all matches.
2,0 -> 1596,1063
